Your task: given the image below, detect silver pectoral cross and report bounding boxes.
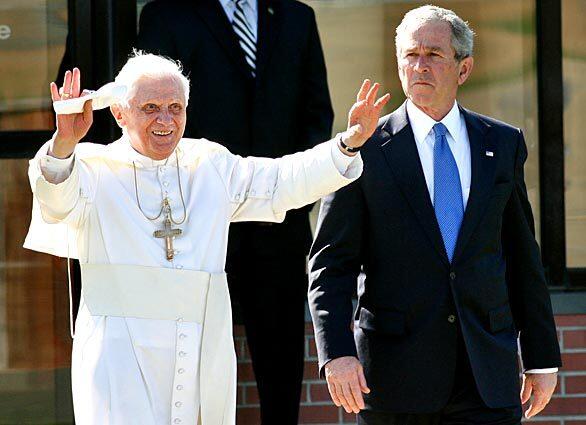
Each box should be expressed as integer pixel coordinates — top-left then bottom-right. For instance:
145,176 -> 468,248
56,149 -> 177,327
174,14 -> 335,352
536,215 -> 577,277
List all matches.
154,215 -> 183,261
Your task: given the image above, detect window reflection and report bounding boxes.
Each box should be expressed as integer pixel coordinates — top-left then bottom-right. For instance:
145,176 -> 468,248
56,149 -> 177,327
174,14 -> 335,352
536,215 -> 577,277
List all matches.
306,0 -> 540,239
563,0 -> 586,267
0,1 -> 67,131
0,159 -> 73,423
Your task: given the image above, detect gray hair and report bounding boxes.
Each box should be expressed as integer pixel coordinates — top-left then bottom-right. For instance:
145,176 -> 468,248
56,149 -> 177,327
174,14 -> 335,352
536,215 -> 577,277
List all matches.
114,49 -> 190,107
395,5 -> 475,61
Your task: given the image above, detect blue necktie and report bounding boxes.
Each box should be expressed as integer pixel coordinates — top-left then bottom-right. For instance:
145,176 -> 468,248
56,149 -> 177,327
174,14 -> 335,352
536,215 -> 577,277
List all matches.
433,123 -> 464,263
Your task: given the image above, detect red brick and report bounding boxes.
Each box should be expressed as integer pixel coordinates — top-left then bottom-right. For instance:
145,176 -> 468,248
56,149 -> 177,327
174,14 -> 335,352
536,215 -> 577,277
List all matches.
241,340 -> 251,361
343,409 -> 358,423
309,383 -> 332,402
236,385 -> 244,406
561,352 -> 586,370
244,385 -> 260,404
566,375 -> 586,394
237,362 -> 256,382
554,375 -> 562,394
540,396 -> 586,415
528,422 -> 561,425
555,314 -> 586,327
304,360 -> 320,379
298,405 -> 339,423
564,329 -> 586,349
233,325 -> 247,337
236,406 -> 260,425
300,383 -> 308,403
234,340 -> 243,360
307,337 -> 318,357
567,422 -> 586,425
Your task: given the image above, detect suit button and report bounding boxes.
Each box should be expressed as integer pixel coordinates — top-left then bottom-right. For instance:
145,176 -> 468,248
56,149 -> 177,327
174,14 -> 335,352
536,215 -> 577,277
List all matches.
449,272 -> 456,280
448,315 -> 456,323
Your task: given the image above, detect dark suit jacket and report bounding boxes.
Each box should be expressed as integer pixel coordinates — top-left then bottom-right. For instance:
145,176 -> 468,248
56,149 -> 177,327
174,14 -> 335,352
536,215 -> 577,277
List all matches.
308,103 -> 562,412
137,0 -> 333,257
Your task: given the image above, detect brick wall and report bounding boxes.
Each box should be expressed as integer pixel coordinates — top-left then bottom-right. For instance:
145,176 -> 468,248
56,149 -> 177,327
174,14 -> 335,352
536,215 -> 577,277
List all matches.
234,314 -> 586,425
537,315 -> 586,425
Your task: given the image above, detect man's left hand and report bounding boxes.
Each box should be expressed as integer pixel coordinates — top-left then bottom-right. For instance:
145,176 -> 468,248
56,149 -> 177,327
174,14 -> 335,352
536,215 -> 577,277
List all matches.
521,372 -> 558,418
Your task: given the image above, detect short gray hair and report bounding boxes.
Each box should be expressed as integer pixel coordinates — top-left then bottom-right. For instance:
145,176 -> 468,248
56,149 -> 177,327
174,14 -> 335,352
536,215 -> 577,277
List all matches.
114,49 -> 190,107
395,5 -> 475,61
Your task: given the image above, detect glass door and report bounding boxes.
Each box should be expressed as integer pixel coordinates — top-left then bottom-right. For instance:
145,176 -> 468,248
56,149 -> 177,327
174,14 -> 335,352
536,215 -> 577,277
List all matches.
0,1 -> 73,423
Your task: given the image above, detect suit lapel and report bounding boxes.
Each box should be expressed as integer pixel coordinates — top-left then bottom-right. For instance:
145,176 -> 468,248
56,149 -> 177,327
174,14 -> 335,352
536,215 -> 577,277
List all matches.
380,104 -> 450,266
194,0 -> 254,79
452,108 -> 496,263
255,0 -> 282,80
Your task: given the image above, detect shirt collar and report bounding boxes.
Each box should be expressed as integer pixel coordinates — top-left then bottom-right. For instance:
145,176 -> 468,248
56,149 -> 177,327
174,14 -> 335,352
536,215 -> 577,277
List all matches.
406,100 -> 462,145
220,0 -> 257,13
111,134 -> 185,168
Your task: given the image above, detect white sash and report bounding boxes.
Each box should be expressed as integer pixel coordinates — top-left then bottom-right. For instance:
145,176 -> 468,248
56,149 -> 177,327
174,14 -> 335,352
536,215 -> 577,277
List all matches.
80,263 -> 236,425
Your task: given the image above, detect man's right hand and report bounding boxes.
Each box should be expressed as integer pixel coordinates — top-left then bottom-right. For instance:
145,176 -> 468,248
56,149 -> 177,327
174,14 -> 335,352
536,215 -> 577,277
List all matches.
49,68 -> 93,159
324,356 -> 370,414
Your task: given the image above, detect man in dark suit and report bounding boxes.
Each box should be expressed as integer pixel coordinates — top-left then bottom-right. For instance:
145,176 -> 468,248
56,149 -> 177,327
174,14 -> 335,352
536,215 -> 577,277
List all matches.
136,0 -> 333,422
308,5 -> 561,424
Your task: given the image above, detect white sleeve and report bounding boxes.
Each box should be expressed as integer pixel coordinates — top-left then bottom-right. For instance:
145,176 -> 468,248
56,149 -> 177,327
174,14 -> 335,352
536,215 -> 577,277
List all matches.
330,138 -> 360,175
210,137 -> 363,223
40,153 -> 75,184
524,368 -> 559,374
29,140 -> 97,227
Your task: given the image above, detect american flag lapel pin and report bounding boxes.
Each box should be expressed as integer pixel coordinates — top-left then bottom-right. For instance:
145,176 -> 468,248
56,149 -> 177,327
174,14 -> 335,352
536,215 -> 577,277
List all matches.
485,151 -> 494,157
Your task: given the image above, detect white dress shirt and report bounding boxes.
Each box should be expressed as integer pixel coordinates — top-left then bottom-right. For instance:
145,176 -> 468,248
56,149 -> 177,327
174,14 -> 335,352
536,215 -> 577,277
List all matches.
219,0 -> 258,40
406,100 -> 557,375
406,99 -> 471,208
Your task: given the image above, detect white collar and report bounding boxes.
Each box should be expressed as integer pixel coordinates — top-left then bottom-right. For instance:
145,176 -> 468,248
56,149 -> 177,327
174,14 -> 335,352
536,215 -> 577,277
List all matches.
220,0 -> 257,13
111,134 -> 185,168
406,100 -> 462,145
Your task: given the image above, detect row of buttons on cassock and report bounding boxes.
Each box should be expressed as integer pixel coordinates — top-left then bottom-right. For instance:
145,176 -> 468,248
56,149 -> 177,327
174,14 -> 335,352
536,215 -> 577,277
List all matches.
173,319 -> 189,424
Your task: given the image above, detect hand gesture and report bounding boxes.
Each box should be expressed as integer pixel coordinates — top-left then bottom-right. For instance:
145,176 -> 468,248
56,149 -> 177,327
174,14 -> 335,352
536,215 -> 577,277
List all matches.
49,68 -> 93,158
324,356 -> 370,414
343,79 -> 390,150
521,372 -> 558,418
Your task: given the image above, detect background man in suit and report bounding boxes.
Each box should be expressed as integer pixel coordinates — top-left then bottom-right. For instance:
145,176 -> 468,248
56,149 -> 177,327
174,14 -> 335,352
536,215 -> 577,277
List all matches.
308,5 -> 561,424
136,0 -> 333,422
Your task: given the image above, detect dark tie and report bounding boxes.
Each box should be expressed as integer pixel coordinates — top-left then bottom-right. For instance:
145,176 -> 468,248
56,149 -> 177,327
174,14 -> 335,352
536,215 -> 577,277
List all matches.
433,123 -> 464,263
231,0 -> 257,77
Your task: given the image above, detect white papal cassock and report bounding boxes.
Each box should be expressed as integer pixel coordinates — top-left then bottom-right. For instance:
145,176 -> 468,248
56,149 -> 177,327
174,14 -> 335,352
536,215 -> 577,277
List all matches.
23,135 -> 362,425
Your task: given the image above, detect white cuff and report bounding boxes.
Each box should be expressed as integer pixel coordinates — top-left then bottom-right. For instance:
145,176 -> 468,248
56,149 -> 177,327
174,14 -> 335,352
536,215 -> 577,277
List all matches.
524,368 -> 559,374
330,135 -> 360,175
40,142 -> 75,184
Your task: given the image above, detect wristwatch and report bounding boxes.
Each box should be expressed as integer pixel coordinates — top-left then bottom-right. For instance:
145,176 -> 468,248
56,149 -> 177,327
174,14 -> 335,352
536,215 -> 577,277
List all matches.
338,134 -> 361,153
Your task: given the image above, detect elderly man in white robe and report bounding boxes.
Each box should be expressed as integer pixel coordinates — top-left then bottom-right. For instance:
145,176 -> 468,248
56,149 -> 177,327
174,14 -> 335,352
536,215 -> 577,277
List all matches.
23,52 -> 390,425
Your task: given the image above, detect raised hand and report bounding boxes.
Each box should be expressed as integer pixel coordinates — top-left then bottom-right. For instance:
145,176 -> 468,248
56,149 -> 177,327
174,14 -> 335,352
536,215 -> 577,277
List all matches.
49,68 -> 93,158
324,356 -> 370,414
343,79 -> 390,151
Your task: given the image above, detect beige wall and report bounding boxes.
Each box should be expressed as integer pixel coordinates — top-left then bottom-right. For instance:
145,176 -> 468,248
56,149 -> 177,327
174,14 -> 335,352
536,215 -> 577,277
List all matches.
563,0 -> 586,267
